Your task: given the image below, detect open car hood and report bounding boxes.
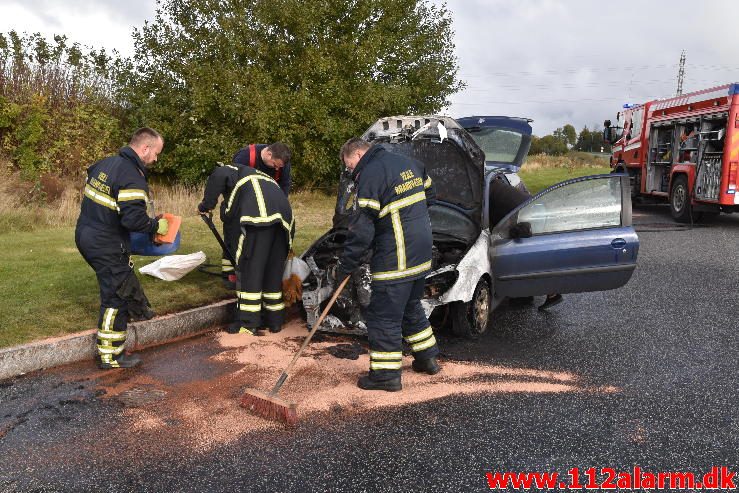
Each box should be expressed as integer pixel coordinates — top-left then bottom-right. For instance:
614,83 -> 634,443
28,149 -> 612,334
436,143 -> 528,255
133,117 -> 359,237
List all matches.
333,115 -> 485,244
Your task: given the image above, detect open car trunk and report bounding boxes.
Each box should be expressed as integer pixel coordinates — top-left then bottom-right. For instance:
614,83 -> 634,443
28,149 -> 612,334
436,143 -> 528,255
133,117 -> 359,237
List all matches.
302,116 -> 486,333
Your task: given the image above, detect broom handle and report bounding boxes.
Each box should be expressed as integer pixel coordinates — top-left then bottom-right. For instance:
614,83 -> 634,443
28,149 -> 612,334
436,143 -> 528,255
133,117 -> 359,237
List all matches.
270,274 -> 351,395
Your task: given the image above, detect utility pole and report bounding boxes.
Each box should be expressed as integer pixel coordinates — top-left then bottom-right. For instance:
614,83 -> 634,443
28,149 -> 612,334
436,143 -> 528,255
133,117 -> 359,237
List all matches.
676,50 -> 686,96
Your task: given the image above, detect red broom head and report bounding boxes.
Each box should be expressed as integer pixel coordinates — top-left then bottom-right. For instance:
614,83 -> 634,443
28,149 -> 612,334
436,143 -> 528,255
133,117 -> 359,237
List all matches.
241,389 -> 298,426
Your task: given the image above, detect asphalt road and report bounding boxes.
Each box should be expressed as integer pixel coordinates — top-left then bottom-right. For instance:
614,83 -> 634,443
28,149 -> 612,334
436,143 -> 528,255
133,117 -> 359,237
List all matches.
1,205 -> 737,492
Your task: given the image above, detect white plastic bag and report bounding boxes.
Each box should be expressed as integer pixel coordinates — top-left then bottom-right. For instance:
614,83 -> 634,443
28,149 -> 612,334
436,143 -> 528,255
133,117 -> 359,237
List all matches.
139,251 -> 207,281
283,256 -> 311,281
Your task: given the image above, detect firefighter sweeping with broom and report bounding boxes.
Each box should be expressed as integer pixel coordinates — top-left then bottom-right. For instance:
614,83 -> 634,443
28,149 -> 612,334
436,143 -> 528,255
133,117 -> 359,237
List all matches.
223,166 -> 295,335
329,137 -> 441,391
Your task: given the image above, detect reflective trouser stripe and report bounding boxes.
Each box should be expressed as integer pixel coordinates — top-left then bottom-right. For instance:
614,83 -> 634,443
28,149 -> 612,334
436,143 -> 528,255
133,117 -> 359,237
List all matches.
405,326 -> 433,343
102,308 -> 118,332
97,344 -> 125,355
263,292 -> 282,300
97,330 -> 127,341
98,307 -> 126,360
369,351 -> 402,370
263,302 -> 285,311
222,258 -> 234,273
239,303 -> 262,312
370,361 -> 402,370
404,326 -> 437,353
370,351 -> 402,360
410,335 -> 437,352
237,291 -> 262,301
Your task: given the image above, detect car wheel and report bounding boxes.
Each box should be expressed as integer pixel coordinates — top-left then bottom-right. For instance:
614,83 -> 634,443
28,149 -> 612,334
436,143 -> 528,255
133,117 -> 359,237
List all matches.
451,277 -> 491,339
670,175 -> 701,223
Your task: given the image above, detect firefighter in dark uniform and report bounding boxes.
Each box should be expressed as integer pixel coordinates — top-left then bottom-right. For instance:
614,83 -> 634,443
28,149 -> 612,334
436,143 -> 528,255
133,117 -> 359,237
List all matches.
197,162 -> 243,288
332,138 -> 440,392
199,142 -> 291,286
232,142 -> 292,195
224,166 -> 295,335
75,128 -> 168,369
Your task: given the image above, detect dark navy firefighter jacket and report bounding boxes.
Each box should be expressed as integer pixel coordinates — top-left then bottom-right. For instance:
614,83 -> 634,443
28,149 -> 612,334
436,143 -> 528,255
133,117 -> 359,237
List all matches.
337,145 -> 435,285
197,163 -> 241,222
77,146 -> 159,246
224,166 -> 296,263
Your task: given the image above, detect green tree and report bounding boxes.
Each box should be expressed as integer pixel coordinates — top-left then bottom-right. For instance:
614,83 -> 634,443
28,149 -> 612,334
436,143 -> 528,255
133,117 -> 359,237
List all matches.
125,0 -> 464,185
575,126 -> 591,151
562,124 -> 576,148
529,134 -> 567,156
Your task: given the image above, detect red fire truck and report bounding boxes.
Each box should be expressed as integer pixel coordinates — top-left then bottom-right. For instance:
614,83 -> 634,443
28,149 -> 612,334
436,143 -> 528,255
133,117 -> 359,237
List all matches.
604,83 -> 739,222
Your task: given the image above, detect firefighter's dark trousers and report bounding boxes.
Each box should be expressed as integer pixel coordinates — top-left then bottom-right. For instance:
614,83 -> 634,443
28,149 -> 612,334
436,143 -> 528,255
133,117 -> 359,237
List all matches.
364,277 -> 439,381
75,224 -> 135,367
236,224 -> 288,330
220,216 -> 241,280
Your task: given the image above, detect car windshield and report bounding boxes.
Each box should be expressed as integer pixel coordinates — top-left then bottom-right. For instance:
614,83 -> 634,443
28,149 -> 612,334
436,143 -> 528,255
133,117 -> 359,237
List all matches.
467,127 -> 523,163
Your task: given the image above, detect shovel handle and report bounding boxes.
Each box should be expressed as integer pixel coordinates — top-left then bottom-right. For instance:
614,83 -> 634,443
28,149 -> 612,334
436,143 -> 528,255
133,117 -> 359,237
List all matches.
270,275 -> 351,396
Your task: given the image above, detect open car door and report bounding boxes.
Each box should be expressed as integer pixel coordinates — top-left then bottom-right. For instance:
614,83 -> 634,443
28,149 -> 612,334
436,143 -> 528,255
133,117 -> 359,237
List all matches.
490,174 -> 639,297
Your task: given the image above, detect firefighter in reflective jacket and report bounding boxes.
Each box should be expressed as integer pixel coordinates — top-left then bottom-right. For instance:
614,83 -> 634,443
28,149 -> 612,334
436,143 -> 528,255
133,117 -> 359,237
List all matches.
197,162 -> 242,287
333,138 -> 440,392
224,166 -> 295,335
75,128 -> 167,369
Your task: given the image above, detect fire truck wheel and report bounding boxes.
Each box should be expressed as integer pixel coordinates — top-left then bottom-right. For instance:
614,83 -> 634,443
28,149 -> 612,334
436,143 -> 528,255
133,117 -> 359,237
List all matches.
669,175 -> 694,223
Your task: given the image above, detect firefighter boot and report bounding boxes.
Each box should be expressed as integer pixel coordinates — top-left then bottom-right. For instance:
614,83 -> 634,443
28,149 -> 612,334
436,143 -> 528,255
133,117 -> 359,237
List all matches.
357,374 -> 402,392
538,294 -> 563,311
98,353 -> 142,370
412,356 -> 441,375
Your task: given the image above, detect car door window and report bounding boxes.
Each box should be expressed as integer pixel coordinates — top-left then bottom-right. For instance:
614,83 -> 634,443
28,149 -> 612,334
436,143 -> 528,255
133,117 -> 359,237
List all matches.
517,177 -> 622,235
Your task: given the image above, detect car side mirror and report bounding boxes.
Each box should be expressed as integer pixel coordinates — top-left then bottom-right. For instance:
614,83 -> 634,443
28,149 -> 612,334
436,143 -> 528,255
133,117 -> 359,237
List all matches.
509,222 -> 533,239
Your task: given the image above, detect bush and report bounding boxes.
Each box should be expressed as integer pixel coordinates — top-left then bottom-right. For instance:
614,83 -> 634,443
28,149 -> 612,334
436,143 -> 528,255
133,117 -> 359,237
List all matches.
0,32 -> 127,181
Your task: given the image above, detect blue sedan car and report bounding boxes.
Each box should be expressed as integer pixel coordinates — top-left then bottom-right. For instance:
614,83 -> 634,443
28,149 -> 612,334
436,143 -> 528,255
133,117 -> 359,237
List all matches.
300,115 -> 639,338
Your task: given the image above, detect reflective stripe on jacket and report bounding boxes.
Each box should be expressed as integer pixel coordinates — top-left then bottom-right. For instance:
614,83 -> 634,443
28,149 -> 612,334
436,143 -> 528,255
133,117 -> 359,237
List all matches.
199,163 -> 241,222
224,167 -> 295,255
338,144 -> 435,284
76,146 -> 158,238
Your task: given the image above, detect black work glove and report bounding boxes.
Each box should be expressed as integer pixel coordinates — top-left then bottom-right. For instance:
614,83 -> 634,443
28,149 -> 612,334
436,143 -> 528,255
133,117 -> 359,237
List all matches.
197,202 -> 210,214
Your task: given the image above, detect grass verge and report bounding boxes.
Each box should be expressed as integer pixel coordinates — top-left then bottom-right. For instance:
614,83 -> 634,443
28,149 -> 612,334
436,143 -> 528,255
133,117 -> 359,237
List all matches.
0,191 -> 334,348
520,166 -> 612,194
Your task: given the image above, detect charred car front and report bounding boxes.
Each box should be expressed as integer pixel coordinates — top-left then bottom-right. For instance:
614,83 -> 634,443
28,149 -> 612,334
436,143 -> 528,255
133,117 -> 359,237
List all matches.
301,116 -> 639,338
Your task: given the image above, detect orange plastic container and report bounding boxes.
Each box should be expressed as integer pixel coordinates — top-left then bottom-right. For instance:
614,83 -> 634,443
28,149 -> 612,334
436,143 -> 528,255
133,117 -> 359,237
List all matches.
155,213 -> 181,244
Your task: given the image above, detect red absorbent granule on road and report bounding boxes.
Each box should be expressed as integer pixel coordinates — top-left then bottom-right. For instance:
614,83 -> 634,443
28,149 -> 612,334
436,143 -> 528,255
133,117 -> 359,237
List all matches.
118,319 -> 617,453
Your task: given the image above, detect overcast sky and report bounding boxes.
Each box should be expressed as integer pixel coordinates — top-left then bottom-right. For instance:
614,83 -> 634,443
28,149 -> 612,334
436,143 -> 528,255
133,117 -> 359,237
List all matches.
2,0 -> 738,136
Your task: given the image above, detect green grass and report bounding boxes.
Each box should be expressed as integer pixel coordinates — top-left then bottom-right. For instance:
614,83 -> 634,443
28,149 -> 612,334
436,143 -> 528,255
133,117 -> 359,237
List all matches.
0,192 -> 335,348
520,166 -> 612,194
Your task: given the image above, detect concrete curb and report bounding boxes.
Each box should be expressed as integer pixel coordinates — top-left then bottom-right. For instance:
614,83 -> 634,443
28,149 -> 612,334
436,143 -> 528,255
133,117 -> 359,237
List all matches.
0,299 -> 236,381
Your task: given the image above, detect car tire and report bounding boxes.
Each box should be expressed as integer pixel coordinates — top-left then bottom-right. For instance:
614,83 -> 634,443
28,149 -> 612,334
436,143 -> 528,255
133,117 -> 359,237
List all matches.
670,175 -> 695,223
451,277 -> 491,339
